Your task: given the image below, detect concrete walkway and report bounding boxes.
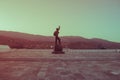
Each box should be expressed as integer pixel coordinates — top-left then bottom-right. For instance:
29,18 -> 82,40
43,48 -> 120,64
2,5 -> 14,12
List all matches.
0,49 -> 120,80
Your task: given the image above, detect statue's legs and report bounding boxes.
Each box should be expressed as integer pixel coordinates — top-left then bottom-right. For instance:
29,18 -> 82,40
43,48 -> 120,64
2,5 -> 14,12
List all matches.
55,37 -> 57,46
54,37 -> 62,51
55,37 -> 61,45
57,37 -> 61,45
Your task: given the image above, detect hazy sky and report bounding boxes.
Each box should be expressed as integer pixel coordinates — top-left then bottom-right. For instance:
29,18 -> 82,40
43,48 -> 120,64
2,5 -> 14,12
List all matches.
0,0 -> 120,42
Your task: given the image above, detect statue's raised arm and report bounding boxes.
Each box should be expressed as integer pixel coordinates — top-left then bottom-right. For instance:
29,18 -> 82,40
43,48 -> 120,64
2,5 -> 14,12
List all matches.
58,26 -> 60,30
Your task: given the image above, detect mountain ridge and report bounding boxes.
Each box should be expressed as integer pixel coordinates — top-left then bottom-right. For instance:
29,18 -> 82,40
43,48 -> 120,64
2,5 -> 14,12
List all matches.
0,30 -> 120,49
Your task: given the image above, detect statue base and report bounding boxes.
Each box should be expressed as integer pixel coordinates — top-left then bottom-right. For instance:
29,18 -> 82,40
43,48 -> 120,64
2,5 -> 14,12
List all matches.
52,51 -> 65,54
52,44 -> 65,54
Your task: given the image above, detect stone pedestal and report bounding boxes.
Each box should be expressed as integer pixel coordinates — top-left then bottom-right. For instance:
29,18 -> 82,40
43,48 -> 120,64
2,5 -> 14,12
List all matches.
52,45 -> 64,54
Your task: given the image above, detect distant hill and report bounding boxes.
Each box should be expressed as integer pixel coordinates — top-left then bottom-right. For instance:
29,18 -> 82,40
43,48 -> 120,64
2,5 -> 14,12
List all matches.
0,30 -> 120,49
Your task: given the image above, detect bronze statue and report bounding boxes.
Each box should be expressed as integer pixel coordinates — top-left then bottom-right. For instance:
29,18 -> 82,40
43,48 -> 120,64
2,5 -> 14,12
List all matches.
52,26 -> 64,54
53,26 -> 61,45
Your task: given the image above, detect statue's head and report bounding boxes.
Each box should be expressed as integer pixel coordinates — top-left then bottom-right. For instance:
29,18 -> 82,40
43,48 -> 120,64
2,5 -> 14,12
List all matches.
56,28 -> 59,31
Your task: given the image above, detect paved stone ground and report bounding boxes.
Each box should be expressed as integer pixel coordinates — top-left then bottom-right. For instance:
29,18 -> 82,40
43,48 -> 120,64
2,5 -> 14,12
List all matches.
0,49 -> 120,80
